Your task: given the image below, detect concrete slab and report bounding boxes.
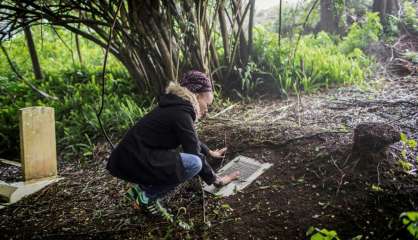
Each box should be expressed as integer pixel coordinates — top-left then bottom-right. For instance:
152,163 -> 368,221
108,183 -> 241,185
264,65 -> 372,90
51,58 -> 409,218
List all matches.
0,177 -> 62,208
204,155 -> 272,197
0,158 -> 21,167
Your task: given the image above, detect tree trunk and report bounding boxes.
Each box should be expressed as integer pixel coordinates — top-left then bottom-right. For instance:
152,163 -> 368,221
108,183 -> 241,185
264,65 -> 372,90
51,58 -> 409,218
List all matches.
248,0 -> 255,62
218,3 -> 230,64
75,34 -> 83,66
373,0 -> 388,25
23,26 -> 43,80
386,0 -> 400,15
232,0 -> 249,66
373,0 -> 399,26
319,0 -> 339,33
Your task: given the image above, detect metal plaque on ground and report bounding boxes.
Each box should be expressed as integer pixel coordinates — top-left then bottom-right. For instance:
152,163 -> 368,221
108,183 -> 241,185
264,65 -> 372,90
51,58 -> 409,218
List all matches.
204,155 -> 273,197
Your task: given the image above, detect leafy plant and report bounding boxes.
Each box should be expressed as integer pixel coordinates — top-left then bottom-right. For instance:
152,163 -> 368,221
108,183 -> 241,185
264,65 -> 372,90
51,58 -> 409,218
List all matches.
402,0 -> 418,33
398,132 -> 418,174
403,50 -> 418,64
400,211 -> 418,239
398,160 -> 413,172
371,184 -> 383,192
252,25 -> 372,96
339,12 -> 382,54
306,227 -> 341,240
306,227 -> 363,240
385,14 -> 401,38
236,61 -> 261,98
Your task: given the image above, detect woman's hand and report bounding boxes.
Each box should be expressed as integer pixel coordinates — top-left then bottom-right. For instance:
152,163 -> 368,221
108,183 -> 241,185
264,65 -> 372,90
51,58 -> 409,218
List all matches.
214,171 -> 240,187
209,147 -> 227,159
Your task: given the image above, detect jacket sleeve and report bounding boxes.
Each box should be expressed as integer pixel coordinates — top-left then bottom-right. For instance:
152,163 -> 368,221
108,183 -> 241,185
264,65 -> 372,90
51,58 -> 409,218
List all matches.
199,141 -> 210,156
174,113 -> 217,185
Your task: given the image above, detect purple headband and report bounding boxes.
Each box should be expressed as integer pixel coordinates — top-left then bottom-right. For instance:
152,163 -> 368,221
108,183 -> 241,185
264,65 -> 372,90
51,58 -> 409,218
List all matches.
180,70 -> 212,93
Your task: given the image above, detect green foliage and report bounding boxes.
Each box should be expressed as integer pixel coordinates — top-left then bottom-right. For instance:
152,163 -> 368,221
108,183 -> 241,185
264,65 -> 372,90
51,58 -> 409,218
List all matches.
253,26 -> 372,95
211,202 -> 234,219
402,0 -> 418,33
398,160 -> 413,172
307,227 -> 363,240
385,14 -> 401,38
339,12 -> 382,54
1,68 -> 151,162
403,50 -> 418,64
233,61 -> 261,99
400,211 -> 418,239
371,184 -> 383,192
0,27 -> 151,162
0,26 -> 123,78
306,227 -> 341,240
398,132 -> 417,173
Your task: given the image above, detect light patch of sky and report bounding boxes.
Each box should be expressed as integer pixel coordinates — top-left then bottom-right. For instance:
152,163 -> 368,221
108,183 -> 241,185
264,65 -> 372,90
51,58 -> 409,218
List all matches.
255,0 -> 299,11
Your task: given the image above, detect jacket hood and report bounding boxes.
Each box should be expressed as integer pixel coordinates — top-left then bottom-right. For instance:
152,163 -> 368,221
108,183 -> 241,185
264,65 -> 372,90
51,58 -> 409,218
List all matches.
159,82 -> 199,120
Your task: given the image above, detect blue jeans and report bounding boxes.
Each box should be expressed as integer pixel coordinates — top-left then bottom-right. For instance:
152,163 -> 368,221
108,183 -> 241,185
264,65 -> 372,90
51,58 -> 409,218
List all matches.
139,153 -> 202,200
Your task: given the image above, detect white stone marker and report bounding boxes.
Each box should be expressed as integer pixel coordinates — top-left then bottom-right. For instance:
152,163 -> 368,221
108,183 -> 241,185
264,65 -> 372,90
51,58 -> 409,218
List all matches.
0,106 -> 60,207
19,106 -> 57,181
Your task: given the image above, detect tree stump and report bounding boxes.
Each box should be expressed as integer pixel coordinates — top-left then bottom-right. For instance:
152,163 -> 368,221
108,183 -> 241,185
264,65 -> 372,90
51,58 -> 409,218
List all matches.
351,122 -> 400,171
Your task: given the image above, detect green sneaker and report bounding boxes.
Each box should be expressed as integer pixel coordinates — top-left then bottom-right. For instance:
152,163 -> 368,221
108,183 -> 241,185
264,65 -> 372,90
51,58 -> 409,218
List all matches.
125,185 -> 149,209
125,186 -> 171,219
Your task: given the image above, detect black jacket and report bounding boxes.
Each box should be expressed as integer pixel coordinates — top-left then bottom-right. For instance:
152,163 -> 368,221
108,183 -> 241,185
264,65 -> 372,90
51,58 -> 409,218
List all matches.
106,93 -> 217,185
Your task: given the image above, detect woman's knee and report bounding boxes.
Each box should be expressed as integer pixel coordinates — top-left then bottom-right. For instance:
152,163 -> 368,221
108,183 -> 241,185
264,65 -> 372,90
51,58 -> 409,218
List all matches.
181,153 -> 203,176
188,154 -> 202,173
193,155 -> 203,173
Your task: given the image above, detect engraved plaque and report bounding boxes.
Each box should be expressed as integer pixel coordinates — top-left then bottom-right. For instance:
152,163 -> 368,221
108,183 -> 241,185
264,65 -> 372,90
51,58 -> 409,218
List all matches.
204,155 -> 272,197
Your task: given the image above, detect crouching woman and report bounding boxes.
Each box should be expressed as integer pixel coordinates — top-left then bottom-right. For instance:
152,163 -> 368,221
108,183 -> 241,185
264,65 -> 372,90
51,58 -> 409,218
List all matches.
106,71 -> 239,218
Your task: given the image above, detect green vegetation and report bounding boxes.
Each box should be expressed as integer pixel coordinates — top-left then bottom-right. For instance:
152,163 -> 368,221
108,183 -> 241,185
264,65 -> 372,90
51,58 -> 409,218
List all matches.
401,211 -> 418,239
252,12 -> 380,95
403,0 -> 418,33
398,132 -> 418,173
306,226 -> 345,240
306,226 -> 363,240
0,27 -> 152,162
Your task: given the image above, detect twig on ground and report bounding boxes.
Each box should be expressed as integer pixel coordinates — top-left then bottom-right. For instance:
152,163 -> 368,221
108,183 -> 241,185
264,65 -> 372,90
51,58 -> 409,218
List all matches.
218,132 -> 228,170
210,104 -> 237,119
377,159 -> 382,186
199,178 -> 206,225
245,185 -> 272,194
388,111 -> 418,125
331,156 -> 346,196
270,104 -> 294,123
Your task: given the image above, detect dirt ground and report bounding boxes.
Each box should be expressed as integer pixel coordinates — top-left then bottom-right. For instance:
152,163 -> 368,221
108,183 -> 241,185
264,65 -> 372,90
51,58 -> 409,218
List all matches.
0,74 -> 417,239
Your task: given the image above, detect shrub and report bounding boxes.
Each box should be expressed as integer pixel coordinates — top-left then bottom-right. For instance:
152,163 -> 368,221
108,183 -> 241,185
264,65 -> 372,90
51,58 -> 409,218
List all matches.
339,12 -> 382,54
252,26 -> 372,95
402,0 -> 418,33
0,27 -> 152,162
0,68 -> 152,162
